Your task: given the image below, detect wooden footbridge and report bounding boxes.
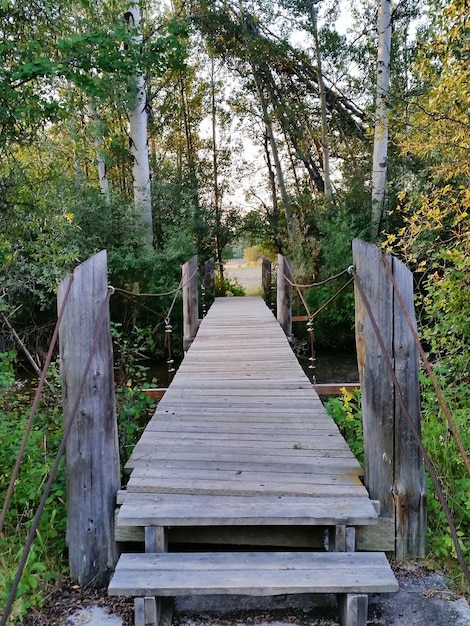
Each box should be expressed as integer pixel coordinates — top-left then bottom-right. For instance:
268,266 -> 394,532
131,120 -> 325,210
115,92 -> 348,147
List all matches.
108,296 -> 398,626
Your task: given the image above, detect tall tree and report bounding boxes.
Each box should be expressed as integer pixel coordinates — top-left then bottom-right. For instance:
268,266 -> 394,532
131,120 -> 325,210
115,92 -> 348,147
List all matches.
371,0 -> 392,240
310,0 -> 333,205
125,2 -> 153,246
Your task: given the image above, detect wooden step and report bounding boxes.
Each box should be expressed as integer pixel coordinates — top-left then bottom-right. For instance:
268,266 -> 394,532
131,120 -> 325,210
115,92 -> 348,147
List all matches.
108,551 -> 398,626
116,493 -> 379,527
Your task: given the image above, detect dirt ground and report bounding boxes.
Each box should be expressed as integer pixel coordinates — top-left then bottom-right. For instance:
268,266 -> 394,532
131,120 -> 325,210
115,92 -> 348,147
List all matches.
224,261 -> 263,295
22,563 -> 470,626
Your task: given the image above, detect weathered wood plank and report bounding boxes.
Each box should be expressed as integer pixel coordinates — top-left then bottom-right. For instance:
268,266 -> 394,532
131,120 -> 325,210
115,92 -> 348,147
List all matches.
391,255 -> 426,558
108,552 -> 398,597
125,448 -> 357,469
125,477 -> 367,498
119,295 -> 378,550
58,250 -> 120,587
182,255 -> 199,350
116,493 -> 378,527
277,255 -> 293,338
262,258 -> 272,304
353,240 -> 394,518
353,239 -> 426,559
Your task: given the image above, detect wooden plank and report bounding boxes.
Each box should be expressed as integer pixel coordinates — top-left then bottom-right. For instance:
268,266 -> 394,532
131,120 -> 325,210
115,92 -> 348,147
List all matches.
182,255 -> 198,350
125,477 -> 367,498
131,434 -> 353,449
58,250 -> 120,587
125,457 -> 363,474
119,296 -> 377,546
391,254 -> 426,558
127,466 -> 363,486
353,239 -> 394,518
108,552 -> 398,596
277,254 -> 293,338
261,258 -> 272,304
313,383 -> 360,395
125,448 -> 358,470
338,594 -> 368,626
116,493 -> 378,527
143,388 -> 167,401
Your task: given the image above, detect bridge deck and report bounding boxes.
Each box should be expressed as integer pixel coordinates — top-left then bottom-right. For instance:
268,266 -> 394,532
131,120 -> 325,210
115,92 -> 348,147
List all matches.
119,297 -> 377,529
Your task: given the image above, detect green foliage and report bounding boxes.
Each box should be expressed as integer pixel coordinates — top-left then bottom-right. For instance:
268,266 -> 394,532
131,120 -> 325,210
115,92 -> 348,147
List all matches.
420,371 -> 470,574
243,246 -> 263,265
0,350 -> 17,388
383,0 -> 470,578
215,275 -> 245,297
0,336 -> 160,621
325,388 -> 364,465
112,323 -> 158,470
0,368 -> 66,621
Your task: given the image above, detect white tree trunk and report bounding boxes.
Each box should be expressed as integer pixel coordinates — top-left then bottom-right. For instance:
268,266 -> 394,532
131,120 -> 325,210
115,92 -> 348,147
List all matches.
125,2 -> 153,246
311,1 -> 333,205
371,0 -> 392,240
88,98 -> 110,204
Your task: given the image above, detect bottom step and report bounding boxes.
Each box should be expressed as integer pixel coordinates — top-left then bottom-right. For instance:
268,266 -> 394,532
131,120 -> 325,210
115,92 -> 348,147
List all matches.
108,551 -> 398,626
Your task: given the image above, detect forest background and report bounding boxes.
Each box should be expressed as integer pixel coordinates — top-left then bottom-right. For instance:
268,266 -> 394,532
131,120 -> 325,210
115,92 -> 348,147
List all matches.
0,0 -> 469,622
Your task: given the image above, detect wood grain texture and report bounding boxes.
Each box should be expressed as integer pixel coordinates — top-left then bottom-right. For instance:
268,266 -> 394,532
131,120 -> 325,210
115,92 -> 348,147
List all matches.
119,296 -> 377,539
58,250 -> 120,586
108,552 -> 398,597
182,255 -> 199,350
353,239 -> 426,558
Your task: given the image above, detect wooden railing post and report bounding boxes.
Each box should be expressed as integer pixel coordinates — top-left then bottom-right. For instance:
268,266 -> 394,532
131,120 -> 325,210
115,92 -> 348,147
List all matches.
202,258 -> 215,318
276,254 -> 293,338
182,255 -> 199,351
262,258 -> 272,305
57,250 -> 120,586
352,238 -> 426,559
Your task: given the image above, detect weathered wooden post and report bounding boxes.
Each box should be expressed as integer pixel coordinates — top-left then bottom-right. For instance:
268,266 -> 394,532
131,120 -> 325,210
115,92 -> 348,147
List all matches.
182,255 -> 199,351
202,258 -> 215,318
261,258 -> 272,305
57,250 -> 120,586
352,238 -> 426,558
204,258 -> 215,294
276,254 -> 293,338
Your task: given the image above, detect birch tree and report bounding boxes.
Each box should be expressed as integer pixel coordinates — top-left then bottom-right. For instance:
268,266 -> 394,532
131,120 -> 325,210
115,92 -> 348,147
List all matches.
310,0 -> 333,205
88,98 -> 110,204
371,0 -> 392,240
125,2 -> 153,246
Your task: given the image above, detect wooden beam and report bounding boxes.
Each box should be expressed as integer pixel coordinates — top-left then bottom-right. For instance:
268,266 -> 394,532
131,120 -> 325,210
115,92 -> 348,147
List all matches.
58,250 -> 120,586
143,388 -> 167,401
182,255 -> 198,351
261,258 -> 272,304
276,254 -> 293,338
352,238 -> 426,559
143,384 -> 360,400
313,383 -> 360,396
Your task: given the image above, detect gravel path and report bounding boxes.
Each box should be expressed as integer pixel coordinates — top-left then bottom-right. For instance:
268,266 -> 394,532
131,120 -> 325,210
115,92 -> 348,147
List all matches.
23,564 -> 470,626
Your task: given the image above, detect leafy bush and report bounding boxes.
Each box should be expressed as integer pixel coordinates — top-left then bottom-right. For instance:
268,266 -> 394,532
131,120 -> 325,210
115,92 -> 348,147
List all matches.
215,275 -> 245,297
325,387 -> 364,464
0,357 -> 66,621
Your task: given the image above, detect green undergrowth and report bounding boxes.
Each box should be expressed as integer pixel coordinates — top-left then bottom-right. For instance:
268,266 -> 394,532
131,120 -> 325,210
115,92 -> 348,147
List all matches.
215,275 -> 245,297
0,344 -> 156,623
0,351 -> 66,623
325,383 -> 470,593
